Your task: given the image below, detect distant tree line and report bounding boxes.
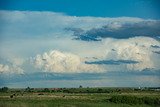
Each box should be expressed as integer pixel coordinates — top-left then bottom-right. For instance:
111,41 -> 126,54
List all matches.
0,86 -> 159,94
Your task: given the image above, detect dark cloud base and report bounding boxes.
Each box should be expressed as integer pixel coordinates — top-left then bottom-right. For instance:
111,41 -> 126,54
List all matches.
85,60 -> 139,65
66,21 -> 160,41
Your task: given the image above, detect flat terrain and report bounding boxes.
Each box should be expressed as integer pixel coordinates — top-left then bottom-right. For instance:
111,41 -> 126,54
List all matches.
0,87 -> 160,107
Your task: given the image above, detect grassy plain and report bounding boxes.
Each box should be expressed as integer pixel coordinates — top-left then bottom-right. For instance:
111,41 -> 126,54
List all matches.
0,87 -> 159,107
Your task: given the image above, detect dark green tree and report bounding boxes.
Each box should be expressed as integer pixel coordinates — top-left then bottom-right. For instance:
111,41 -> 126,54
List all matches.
79,85 -> 83,88
0,87 -> 9,92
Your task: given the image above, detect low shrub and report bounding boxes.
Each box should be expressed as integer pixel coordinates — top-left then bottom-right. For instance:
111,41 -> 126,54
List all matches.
109,95 -> 160,105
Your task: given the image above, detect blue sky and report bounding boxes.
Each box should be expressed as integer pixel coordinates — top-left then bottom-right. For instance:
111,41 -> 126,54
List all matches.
0,0 -> 160,88
0,0 -> 160,19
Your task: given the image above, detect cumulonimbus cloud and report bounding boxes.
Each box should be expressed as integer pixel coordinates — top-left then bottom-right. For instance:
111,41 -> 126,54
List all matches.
102,37 -> 160,71
0,64 -> 24,74
31,50 -> 104,73
30,36 -> 160,73
0,10 -> 160,74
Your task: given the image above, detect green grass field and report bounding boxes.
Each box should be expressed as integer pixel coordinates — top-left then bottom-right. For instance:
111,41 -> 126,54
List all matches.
0,87 -> 160,107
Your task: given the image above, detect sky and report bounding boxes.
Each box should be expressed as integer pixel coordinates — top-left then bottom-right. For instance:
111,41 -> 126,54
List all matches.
0,0 -> 160,19
0,0 -> 160,88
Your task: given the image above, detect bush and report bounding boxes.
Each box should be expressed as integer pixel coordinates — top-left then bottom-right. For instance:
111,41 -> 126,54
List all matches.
0,87 -> 9,92
142,97 -> 160,105
43,88 -> 50,92
109,95 -> 160,105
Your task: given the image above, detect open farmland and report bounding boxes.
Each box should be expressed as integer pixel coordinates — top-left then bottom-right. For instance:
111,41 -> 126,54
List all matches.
0,87 -> 159,107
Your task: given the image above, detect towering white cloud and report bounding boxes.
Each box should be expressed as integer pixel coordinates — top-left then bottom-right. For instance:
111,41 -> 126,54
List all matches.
0,64 -> 24,74
30,36 -> 160,73
31,50 -> 103,73
103,37 -> 160,71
